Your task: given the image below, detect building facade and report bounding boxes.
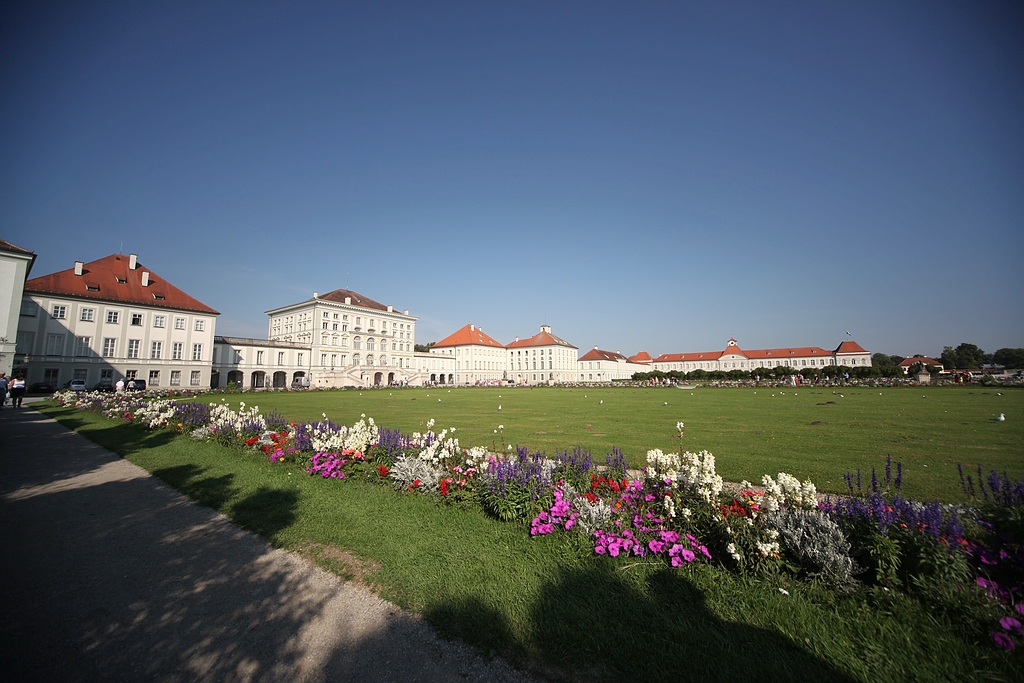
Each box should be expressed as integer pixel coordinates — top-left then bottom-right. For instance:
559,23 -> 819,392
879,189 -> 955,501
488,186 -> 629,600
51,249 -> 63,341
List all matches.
212,336 -> 312,389
17,254 -> 219,389
0,240 -> 36,377
430,324 -> 508,385
266,289 -> 418,388
506,325 -> 578,385
652,338 -> 872,373
577,348 -> 651,382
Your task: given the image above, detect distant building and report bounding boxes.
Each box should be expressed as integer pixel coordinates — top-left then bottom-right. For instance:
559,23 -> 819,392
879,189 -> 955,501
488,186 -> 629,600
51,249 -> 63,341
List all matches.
0,240 -> 36,377
897,355 -> 943,375
652,338 -> 871,374
17,253 -> 219,388
212,336 -> 311,389
506,325 -> 578,385
266,289 -> 418,387
430,324 -> 507,385
577,347 -> 650,382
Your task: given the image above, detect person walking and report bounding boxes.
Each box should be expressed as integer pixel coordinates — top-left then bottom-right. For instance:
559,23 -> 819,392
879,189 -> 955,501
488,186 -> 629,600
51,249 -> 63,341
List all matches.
115,378 -> 125,392
9,375 -> 26,408
0,374 -> 7,410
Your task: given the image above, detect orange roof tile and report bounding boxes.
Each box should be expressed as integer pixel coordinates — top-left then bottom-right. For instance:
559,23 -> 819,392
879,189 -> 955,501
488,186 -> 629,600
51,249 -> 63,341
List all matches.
25,254 -> 219,315
629,351 -> 653,364
433,324 -> 505,348
317,288 -> 391,311
835,340 -> 869,354
579,348 -> 629,362
506,327 -> 577,349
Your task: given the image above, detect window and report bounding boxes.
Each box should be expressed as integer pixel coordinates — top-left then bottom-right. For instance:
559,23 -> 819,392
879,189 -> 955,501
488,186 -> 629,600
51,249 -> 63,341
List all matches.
149,370 -> 160,386
331,354 -> 337,366
102,338 -> 116,357
172,342 -> 183,360
194,319 -> 205,332
321,354 -> 328,366
127,339 -> 140,358
106,310 -> 120,324
297,352 -> 304,366
256,350 -> 264,365
81,308 -> 95,322
44,368 -> 59,384
323,312 -> 329,318
174,317 -> 186,330
191,343 -> 203,361
75,336 -> 91,356
73,368 -> 87,381
277,351 -> 284,365
169,370 -> 181,386
131,313 -> 143,326
100,369 -> 113,381
45,333 -> 65,356
153,315 -> 165,328
125,370 -> 137,380
51,305 -> 67,319
190,370 -> 201,386
150,341 -> 162,359
16,331 -> 34,354
20,300 -> 36,316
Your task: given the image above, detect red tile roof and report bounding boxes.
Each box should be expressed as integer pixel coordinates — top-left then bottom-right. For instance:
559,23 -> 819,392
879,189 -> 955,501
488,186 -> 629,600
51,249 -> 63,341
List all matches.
506,327 -> 577,349
653,339 -> 857,364
629,351 -> 653,364
835,340 -> 868,354
316,288 -> 391,311
433,324 -> 505,348
898,356 -> 941,367
579,348 -> 629,362
25,254 -> 219,315
0,239 -> 35,256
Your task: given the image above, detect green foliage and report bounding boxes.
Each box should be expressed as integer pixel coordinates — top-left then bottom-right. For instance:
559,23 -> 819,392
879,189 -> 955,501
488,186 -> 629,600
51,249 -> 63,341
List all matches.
993,348 -> 1024,369
940,343 -> 991,370
477,480 -> 551,523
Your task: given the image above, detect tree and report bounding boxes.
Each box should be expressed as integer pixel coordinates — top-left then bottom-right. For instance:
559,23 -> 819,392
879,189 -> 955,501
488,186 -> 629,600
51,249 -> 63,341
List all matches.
992,348 -> 1024,369
941,343 -> 989,370
414,342 -> 435,353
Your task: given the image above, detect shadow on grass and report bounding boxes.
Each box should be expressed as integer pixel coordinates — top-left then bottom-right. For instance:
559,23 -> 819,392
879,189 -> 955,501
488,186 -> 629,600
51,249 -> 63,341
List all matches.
153,464 -> 238,511
427,563 -> 858,683
230,486 -> 299,541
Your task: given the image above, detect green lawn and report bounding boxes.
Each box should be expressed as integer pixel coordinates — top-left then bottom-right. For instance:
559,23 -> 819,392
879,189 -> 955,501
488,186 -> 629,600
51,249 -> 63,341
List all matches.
202,385 -> 1023,501
36,403 -> 1024,682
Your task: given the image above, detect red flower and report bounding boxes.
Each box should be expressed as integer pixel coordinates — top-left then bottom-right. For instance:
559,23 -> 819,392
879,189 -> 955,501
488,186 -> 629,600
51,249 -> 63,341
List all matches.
378,465 -> 390,477
440,479 -> 449,496
408,479 -> 421,491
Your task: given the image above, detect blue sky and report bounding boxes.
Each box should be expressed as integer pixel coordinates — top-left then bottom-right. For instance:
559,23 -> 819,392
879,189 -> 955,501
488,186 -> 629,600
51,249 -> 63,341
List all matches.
2,1 -> 1021,358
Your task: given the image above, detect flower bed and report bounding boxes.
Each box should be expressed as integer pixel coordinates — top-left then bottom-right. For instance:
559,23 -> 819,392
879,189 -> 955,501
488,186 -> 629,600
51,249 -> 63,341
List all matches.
52,389 -> 1024,652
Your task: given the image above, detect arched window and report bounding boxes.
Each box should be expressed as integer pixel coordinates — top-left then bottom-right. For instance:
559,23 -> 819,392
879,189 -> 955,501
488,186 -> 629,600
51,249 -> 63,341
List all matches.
352,353 -> 360,366
368,338 -> 375,351
380,356 -> 387,366
354,337 -> 362,350
366,354 -> 374,366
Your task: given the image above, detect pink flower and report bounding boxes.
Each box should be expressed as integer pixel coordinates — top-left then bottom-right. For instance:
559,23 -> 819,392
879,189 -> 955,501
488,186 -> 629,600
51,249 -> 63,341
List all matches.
992,632 -> 1015,650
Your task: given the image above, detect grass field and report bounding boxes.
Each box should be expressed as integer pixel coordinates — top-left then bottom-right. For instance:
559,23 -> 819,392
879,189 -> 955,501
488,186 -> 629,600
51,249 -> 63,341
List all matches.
200,385 -> 1023,502
36,403 -> 1024,682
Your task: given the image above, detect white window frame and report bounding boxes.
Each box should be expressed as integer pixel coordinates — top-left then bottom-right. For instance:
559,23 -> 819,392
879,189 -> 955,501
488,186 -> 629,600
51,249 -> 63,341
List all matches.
51,305 -> 67,319
153,315 -> 165,328
80,308 -> 95,322
194,319 -> 205,332
174,317 -> 186,330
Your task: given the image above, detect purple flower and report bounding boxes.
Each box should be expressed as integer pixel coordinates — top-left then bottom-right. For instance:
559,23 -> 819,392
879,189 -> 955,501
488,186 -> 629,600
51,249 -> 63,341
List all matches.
1001,617 -> 1022,632
648,540 -> 665,554
992,632 -> 1015,650
1016,604 -> 1024,617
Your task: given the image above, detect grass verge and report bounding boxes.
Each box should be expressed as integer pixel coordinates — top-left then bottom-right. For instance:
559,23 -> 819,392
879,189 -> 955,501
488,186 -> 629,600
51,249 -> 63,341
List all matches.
36,402 -> 1024,682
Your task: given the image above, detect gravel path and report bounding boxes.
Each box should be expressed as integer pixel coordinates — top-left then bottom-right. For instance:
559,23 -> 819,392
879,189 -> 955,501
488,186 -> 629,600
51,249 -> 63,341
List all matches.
0,404 -> 537,683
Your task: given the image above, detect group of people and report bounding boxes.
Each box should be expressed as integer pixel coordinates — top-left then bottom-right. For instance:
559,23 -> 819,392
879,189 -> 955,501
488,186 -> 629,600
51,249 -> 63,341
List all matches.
0,373 -> 26,409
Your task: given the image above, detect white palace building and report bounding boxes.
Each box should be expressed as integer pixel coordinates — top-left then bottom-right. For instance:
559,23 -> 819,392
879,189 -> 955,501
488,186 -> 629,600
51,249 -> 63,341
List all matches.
11,249 -> 871,389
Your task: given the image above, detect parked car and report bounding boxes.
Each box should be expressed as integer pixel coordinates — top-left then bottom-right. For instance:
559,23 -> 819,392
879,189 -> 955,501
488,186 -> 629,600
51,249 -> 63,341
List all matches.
93,381 -> 115,393
126,379 -> 147,391
28,382 -> 55,394
68,379 -> 88,392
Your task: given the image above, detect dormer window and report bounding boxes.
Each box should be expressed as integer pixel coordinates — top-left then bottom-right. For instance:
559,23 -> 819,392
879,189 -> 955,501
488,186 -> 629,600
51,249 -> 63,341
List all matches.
86,285 -> 100,292
116,277 -> 127,284
153,294 -> 165,300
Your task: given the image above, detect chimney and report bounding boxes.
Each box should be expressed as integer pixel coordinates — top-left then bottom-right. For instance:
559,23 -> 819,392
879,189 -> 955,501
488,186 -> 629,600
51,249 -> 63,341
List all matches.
471,324 -> 475,331
345,297 -> 351,305
141,271 -> 150,286
404,310 -> 408,315
129,254 -> 138,270
313,291 -> 318,298
74,261 -> 83,276
387,305 -> 393,312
